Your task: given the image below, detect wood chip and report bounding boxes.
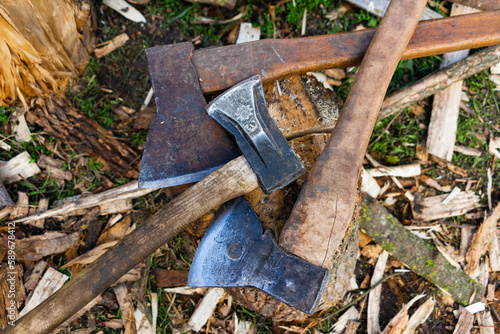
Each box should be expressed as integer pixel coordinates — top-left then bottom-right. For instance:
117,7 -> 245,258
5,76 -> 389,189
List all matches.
99,198 -> 133,215
381,294 -> 426,334
367,250 -> 389,334
153,269 -> 189,287
19,267 -> 68,318
488,136 -> 500,159
361,168 -> 381,198
465,204 -> 500,274
9,192 -> 29,220
63,241 -> 118,276
16,232 -> 79,261
403,297 -> 435,334
151,293 -> 158,334
113,283 -> 137,334
442,186 -> 462,205
97,215 -> 132,244
38,155 -> 72,181
475,311 -> 495,334
412,191 -> 482,221
453,309 -> 474,334
134,305 -> 153,333
366,164 -> 421,178
11,181 -> 155,224
454,145 -> 482,157
163,286 -> 207,296
0,139 -> 11,151
187,288 -> 226,332
420,175 -> 443,191
12,112 -> 31,143
331,306 -> 359,334
236,22 -> 261,44
94,33 -> 129,58
234,312 -> 256,334
0,151 -> 41,184
103,0 -> 145,22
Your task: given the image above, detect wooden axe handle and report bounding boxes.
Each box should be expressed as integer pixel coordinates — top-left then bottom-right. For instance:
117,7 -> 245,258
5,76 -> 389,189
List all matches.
4,157 -> 259,334
279,0 -> 428,267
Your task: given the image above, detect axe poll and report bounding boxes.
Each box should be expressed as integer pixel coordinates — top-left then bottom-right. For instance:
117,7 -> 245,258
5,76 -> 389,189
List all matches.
5,9 -> 500,334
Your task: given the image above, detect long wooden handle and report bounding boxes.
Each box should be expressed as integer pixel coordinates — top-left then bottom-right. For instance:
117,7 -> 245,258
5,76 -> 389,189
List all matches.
279,0 -> 428,267
3,157 -> 259,334
194,10 -> 500,94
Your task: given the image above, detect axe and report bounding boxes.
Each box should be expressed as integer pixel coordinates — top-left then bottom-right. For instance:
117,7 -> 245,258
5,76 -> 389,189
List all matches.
6,9 -> 500,334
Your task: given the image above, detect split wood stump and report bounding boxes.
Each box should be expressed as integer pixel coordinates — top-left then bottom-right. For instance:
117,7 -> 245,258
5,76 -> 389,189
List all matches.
187,74 -> 360,321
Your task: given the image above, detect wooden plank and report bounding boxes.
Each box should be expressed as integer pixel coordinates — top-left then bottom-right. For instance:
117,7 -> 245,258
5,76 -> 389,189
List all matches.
427,5 -> 479,161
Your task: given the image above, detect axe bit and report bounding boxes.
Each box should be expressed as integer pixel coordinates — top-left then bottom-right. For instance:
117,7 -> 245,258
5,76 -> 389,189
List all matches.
188,197 -> 329,314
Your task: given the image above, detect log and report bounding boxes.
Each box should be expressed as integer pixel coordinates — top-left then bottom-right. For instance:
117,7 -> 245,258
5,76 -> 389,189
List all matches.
426,4 -> 479,161
380,45 -> 500,120
359,196 -> 483,305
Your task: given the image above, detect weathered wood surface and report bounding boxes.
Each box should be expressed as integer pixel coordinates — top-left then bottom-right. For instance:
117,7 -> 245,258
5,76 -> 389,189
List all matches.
380,45 -> 500,120
427,4 -> 479,160
359,196 -> 483,305
26,96 -> 139,178
193,10 -> 500,94
449,0 -> 500,10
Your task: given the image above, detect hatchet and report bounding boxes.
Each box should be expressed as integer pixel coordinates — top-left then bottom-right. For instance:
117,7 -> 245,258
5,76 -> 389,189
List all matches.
6,9 -> 500,334
187,0 -> 428,315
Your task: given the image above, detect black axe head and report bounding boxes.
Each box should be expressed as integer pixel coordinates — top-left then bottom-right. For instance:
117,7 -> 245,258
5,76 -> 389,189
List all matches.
138,42 -> 240,189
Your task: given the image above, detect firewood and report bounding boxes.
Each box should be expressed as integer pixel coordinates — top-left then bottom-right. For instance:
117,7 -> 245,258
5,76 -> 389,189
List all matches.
16,232 -> 79,262
427,5 -> 479,161
0,0 -> 94,104
380,45 -> 500,120
0,152 -> 41,184
187,288 -> 226,332
412,192 -> 482,221
359,196 -> 484,305
19,268 -> 68,318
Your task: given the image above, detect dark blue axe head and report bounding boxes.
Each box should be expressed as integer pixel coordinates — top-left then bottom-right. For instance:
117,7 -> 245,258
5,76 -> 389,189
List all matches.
188,197 -> 329,315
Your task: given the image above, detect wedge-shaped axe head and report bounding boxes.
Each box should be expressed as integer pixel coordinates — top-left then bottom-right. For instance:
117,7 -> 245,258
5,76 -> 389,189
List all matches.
188,197 -> 329,314
205,75 -> 305,194
138,42 -> 240,189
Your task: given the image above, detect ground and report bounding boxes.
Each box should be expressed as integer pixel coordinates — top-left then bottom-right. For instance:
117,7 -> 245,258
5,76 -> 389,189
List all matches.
0,0 -> 499,333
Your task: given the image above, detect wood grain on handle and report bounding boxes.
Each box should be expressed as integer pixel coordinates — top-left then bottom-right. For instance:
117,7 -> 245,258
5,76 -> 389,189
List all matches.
193,10 -> 500,94
3,157 -> 258,334
279,0 -> 428,267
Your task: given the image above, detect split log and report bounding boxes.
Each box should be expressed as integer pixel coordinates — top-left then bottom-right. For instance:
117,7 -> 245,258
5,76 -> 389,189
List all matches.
26,96 -> 139,178
359,196 -> 483,305
0,0 -> 95,105
379,45 -> 500,120
426,4 -> 479,161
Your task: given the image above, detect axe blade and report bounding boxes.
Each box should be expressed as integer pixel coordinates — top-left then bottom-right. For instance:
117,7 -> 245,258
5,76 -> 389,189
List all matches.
139,42 -> 239,188
188,197 -> 329,315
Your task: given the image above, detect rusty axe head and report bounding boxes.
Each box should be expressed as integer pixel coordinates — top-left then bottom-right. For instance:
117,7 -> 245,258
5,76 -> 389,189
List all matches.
138,42 -> 240,188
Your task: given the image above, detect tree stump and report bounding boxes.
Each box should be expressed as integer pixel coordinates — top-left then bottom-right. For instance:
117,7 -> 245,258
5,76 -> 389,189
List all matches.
188,74 -> 360,322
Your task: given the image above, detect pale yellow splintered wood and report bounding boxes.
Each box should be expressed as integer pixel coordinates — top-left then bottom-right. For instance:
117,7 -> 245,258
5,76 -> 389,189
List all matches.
366,164 -> 421,178
11,181 -> 156,224
454,145 -> 481,157
151,293 -> 158,334
465,204 -> 500,274
99,198 -> 133,215
0,151 -> 41,184
234,313 -> 256,334
402,297 -> 435,334
113,283 -> 137,334
427,4 -> 479,160
368,250 -> 389,334
453,309 -> 474,334
187,288 -> 226,332
331,306 -> 359,334
475,311 -> 495,334
380,294 -> 425,334
412,192 -> 482,221
235,23 -> 261,44
16,232 -> 79,261
163,287 -> 207,295
19,268 -> 68,318
134,306 -> 153,334
94,33 -> 129,58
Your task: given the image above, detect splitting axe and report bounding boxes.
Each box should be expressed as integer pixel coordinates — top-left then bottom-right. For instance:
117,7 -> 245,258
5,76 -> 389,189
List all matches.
5,6 -> 500,334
